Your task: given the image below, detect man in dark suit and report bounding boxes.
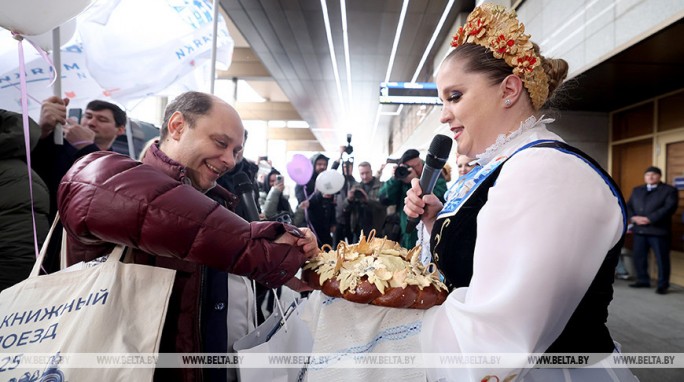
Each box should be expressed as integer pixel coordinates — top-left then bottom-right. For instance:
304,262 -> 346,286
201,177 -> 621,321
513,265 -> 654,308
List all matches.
626,166 -> 678,294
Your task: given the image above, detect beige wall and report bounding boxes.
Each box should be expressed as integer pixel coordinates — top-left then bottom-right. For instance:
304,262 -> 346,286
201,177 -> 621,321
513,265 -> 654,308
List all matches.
516,0 -> 684,80
546,110 -> 610,168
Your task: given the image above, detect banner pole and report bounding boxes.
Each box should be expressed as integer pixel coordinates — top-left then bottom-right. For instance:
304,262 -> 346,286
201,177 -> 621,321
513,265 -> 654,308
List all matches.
52,27 -> 64,145
209,0 -> 220,94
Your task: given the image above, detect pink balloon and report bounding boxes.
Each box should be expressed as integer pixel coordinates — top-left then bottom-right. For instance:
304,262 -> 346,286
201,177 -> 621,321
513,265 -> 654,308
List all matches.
286,154 -> 314,185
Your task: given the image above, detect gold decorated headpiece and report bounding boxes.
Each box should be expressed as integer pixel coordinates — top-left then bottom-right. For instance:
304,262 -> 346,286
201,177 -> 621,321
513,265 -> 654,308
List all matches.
450,3 -> 549,110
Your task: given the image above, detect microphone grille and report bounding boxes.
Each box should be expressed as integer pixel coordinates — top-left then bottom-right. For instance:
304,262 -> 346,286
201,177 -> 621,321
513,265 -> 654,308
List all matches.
428,134 -> 453,159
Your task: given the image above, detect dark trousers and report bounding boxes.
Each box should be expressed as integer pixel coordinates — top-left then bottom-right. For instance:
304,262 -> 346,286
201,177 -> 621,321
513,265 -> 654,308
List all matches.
632,234 -> 671,288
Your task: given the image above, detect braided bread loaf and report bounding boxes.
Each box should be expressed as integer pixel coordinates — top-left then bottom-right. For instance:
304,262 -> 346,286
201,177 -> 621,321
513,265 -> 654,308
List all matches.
302,230 -> 448,309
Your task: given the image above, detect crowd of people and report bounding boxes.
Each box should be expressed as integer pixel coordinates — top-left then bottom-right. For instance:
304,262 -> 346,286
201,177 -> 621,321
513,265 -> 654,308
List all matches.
0,89 -> 463,277
0,2 -> 682,382
1,87 -> 460,378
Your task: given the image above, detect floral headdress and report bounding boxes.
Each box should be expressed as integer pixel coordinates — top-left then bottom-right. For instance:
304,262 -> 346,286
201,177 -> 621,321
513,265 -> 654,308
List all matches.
450,3 -> 549,110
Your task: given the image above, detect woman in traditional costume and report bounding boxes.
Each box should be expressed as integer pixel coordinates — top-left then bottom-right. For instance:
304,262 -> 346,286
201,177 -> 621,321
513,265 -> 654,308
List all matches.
405,3 -> 636,381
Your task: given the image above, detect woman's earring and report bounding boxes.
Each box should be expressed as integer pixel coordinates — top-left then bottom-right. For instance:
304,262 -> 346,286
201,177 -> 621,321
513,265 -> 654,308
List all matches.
505,99 -> 512,107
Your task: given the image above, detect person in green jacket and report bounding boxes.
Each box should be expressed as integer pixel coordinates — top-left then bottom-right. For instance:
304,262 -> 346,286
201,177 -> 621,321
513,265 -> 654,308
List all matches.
379,148 -> 447,249
0,110 -> 50,291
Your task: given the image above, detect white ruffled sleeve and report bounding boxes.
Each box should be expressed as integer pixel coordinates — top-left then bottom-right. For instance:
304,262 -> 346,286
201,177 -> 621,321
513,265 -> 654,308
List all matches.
421,148 -> 624,381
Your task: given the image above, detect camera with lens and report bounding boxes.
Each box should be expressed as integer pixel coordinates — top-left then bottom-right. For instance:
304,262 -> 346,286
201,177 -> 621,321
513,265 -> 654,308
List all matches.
344,133 -> 353,155
348,187 -> 367,205
332,134 -> 354,172
272,211 -> 292,224
394,165 -> 410,179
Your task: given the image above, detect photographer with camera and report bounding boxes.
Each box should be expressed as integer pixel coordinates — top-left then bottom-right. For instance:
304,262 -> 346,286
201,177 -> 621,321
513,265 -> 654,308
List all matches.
341,161 -> 387,243
331,134 -> 358,246
378,148 -> 447,249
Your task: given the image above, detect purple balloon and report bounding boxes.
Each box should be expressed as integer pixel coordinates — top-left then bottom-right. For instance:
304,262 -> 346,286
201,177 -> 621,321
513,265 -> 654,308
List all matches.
286,154 -> 314,185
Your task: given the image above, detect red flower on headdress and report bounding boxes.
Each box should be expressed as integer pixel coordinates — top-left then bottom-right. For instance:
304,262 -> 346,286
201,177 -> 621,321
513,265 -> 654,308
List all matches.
515,55 -> 538,72
493,34 -> 515,55
466,18 -> 487,38
451,26 -> 465,47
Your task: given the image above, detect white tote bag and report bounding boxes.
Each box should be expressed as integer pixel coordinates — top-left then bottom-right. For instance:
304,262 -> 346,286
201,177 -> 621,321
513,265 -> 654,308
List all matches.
0,217 -> 176,381
234,297 -> 313,382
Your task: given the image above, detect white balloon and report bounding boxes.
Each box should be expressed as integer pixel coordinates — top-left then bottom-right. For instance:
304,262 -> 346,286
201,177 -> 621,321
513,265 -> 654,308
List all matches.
0,0 -> 91,36
315,170 -> 345,195
25,19 -> 77,51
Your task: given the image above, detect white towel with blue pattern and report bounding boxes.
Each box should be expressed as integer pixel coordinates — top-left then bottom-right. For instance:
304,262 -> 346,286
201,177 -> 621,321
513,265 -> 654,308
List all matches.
300,291 -> 426,381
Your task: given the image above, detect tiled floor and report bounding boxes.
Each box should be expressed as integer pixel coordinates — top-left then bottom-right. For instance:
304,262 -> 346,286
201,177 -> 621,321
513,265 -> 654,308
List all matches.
608,278 -> 684,382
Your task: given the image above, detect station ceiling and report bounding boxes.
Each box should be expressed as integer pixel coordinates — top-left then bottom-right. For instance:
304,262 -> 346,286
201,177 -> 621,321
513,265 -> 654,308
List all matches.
220,1 -> 683,154
221,0 -> 473,154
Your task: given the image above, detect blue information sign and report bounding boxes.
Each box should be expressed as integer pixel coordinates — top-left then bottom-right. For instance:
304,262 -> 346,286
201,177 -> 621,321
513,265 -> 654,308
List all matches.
379,82 -> 441,105
674,176 -> 684,190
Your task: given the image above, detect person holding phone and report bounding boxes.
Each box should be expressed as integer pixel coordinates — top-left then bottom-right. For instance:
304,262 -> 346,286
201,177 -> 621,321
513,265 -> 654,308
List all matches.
31,97 -> 128,273
260,169 -> 294,221
32,97 -> 127,220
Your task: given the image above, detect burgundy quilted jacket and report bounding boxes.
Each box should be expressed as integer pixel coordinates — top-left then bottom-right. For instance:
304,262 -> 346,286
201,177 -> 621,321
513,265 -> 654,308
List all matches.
58,145 -> 307,381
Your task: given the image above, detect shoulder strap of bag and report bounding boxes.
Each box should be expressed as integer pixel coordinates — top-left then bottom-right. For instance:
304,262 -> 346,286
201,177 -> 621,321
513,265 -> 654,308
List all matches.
29,213 -> 61,278
60,228 -> 68,270
29,213 -> 126,278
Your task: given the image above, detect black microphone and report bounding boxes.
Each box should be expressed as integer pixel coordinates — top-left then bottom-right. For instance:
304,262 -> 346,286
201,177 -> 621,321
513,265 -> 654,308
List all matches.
405,134 -> 453,233
234,172 -> 261,222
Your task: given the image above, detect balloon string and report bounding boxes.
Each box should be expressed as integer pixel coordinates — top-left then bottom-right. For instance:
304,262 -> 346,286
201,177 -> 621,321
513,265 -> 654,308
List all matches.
302,186 -> 320,243
13,34 -> 41,261
16,33 -> 58,87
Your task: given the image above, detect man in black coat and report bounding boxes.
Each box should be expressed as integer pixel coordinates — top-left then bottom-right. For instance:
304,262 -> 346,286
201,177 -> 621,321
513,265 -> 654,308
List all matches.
33,97 -> 127,273
626,166 -> 678,294
33,97 -> 127,220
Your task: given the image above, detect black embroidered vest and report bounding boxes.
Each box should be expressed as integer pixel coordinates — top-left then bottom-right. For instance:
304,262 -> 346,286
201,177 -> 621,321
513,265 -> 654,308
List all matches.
430,141 -> 626,353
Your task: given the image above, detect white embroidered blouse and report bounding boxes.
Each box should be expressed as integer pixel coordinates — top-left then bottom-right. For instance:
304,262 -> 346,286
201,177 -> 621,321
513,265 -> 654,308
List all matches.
421,116 -> 625,381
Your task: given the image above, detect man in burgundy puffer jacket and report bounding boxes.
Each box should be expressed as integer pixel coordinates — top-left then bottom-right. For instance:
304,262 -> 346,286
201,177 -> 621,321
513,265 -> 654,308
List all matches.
57,91 -> 318,381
